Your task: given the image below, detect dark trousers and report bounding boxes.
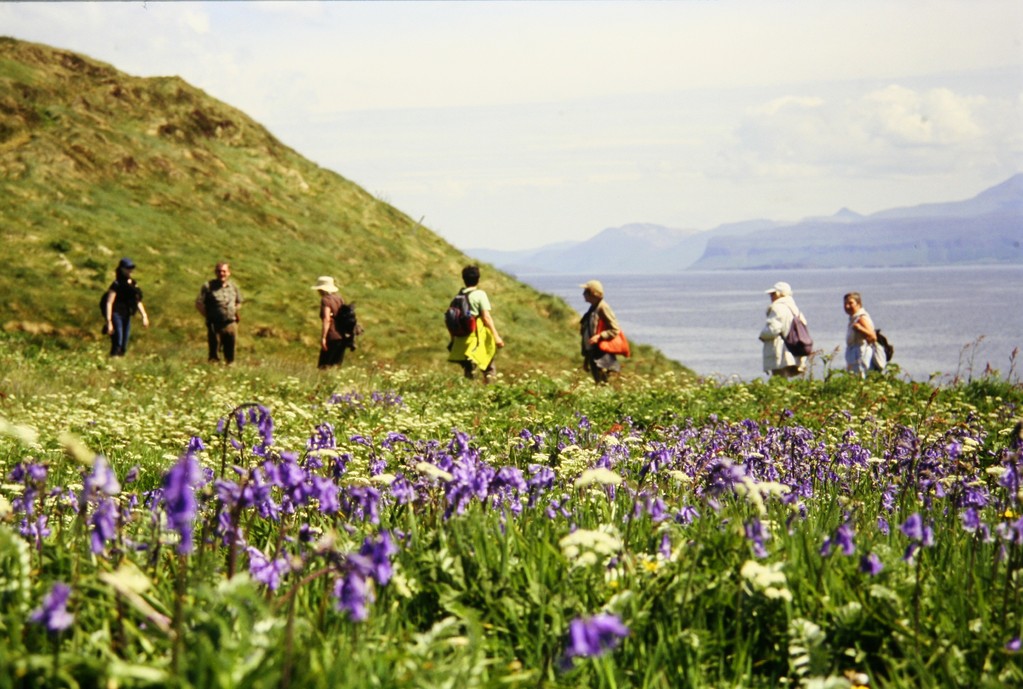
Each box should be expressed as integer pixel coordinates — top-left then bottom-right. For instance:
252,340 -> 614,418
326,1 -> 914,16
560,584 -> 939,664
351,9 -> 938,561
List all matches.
207,321 -> 237,363
109,313 -> 131,357
317,339 -> 347,369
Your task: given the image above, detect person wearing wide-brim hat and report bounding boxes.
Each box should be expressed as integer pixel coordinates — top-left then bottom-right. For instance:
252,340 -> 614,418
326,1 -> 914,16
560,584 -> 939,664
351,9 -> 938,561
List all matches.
102,257 -> 150,357
758,281 -> 808,378
580,279 -> 623,384
311,275 -> 349,369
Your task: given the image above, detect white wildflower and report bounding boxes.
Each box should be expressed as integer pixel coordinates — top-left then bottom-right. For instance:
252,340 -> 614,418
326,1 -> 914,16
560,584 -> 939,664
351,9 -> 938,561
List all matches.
574,468 -> 623,488
416,462 -> 453,482
560,526 -> 622,568
740,560 -> 792,601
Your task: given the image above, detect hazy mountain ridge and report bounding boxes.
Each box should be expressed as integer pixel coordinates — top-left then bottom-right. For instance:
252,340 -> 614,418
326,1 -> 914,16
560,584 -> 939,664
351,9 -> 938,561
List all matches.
471,175 -> 1022,273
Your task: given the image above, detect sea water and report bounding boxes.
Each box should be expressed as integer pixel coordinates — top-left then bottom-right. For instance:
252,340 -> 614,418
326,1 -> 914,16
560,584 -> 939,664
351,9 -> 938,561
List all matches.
520,265 -> 1023,382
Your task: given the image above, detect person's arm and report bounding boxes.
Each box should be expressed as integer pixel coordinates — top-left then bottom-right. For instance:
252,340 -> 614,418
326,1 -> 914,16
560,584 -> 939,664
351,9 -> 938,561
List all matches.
137,301 -> 150,328
234,287 -> 242,323
589,301 -> 620,345
320,303 -> 331,351
195,286 -> 207,318
759,306 -> 786,341
851,313 -> 877,343
104,290 -> 115,329
480,309 -> 504,348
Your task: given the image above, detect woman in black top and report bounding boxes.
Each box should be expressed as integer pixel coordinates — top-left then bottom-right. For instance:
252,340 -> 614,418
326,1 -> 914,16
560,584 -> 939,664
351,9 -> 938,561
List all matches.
103,257 -> 149,356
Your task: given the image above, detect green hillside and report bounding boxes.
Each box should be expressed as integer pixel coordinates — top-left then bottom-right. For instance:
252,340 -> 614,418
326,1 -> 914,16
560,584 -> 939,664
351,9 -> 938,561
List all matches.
0,37 -> 679,375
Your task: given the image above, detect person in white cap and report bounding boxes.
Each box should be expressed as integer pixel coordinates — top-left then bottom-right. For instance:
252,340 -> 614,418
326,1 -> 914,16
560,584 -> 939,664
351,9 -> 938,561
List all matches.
758,281 -> 808,378
311,276 -> 349,369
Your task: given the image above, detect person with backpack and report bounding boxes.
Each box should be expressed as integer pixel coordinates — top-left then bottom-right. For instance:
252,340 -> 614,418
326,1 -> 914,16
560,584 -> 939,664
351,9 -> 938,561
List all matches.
843,291 -> 887,376
102,257 -> 149,357
311,275 -> 355,369
759,281 -> 809,378
195,262 -> 242,364
446,265 -> 504,383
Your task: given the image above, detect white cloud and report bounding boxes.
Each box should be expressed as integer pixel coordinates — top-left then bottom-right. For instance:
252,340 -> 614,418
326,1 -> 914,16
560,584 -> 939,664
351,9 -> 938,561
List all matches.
735,84 -> 1015,178
862,85 -> 985,146
0,0 -> 1020,249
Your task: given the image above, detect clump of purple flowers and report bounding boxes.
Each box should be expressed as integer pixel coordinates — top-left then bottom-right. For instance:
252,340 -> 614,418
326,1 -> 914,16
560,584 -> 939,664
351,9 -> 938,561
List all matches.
29,582 -> 74,633
563,613 -> 630,665
899,513 -> 935,562
332,531 -> 399,622
162,452 -> 204,554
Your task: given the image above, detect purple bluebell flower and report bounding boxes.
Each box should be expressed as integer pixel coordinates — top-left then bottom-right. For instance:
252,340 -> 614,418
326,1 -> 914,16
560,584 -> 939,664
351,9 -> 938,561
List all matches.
744,519 -> 770,559
676,505 -> 700,525
246,545 -> 291,591
90,498 -> 118,554
899,513 -> 934,544
341,486 -> 381,524
309,476 -> 340,514
859,552 -> 884,576
162,453 -> 203,554
333,570 -> 373,622
659,533 -> 672,560
389,474 -> 416,505
124,465 -> 141,485
527,465 -> 555,507
359,531 -> 398,585
564,613 -> 630,660
29,582 -> 74,633
20,514 -> 51,547
899,513 -> 934,562
1006,637 -> 1021,653
186,436 -> 206,454
821,522 -> 856,558
306,423 -> 336,451
85,455 -> 120,497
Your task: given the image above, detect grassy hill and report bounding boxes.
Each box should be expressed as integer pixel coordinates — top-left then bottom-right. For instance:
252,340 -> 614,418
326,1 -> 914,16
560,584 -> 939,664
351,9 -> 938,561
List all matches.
0,37 -> 680,376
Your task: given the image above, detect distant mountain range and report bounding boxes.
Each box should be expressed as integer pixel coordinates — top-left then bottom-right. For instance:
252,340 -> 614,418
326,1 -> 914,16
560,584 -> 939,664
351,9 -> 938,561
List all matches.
469,174 -> 1023,273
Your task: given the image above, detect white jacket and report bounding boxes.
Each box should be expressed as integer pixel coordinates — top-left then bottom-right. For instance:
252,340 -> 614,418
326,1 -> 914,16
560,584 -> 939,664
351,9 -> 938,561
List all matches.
759,295 -> 807,373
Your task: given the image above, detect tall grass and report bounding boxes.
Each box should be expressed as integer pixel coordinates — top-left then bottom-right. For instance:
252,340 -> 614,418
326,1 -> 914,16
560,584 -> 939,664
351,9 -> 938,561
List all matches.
1,333 -> 1021,688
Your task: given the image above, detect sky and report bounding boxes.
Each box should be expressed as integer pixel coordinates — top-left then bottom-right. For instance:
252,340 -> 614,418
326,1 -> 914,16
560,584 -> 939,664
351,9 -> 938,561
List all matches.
3,1 -> 1021,251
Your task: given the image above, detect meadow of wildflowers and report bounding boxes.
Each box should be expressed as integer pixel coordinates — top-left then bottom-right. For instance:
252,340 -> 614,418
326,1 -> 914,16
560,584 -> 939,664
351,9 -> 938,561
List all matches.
1,340 -> 1021,688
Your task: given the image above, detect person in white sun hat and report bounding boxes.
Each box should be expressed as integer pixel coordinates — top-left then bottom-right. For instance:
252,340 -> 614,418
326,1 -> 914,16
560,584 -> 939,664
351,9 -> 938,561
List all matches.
758,281 -> 809,378
311,275 -> 349,369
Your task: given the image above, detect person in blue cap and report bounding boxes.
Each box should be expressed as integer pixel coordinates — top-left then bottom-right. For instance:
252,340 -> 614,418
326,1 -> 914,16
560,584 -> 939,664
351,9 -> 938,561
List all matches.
102,257 -> 150,356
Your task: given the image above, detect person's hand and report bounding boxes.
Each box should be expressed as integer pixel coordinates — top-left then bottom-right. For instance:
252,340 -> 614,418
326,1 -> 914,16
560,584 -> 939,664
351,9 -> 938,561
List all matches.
142,315 -> 150,328
495,336 -> 505,348
235,313 -> 241,324
589,334 -> 600,345
321,338 -> 328,352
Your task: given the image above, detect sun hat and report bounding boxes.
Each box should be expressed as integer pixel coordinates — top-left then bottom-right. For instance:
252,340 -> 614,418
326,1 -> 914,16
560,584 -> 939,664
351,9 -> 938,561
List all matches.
580,279 -> 604,298
311,276 -> 339,293
118,257 -> 136,270
765,281 -> 792,296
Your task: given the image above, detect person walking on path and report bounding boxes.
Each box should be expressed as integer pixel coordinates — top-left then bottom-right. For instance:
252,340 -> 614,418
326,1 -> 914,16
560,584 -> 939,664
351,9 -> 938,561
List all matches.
844,291 -> 886,376
580,279 -> 623,384
447,265 -> 504,383
312,276 -> 349,369
759,281 -> 808,378
102,257 -> 149,357
196,262 -> 242,364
